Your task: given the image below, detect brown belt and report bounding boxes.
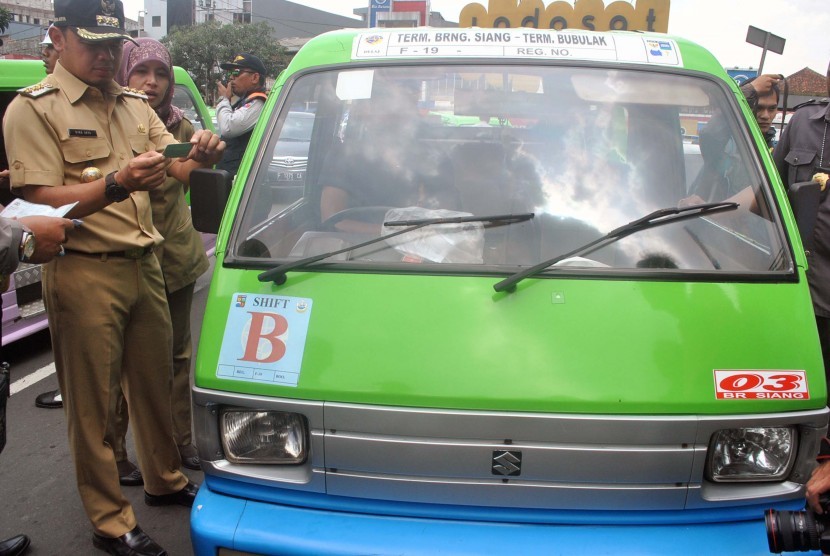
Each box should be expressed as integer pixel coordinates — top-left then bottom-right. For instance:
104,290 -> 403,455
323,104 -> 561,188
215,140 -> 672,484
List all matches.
64,246 -> 154,260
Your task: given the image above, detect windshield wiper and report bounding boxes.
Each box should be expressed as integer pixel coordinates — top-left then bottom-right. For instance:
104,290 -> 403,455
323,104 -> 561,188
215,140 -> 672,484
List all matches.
259,212 -> 534,285
493,202 -> 739,293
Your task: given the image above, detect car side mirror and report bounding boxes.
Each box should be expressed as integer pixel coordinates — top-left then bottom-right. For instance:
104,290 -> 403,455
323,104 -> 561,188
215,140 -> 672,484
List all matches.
190,168 -> 233,234
787,180 -> 821,250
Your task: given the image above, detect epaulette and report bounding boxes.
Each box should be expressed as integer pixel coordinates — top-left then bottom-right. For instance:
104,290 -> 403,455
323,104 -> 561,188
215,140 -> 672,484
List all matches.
793,97 -> 830,111
17,82 -> 59,98
121,87 -> 149,100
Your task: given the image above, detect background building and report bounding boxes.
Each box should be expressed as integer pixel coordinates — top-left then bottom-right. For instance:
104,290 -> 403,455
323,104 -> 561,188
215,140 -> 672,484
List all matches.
0,0 -> 138,56
141,0 -> 194,40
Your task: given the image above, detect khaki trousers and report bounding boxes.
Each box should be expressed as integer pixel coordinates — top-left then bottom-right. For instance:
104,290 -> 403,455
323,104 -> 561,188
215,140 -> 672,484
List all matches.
44,252 -> 188,537
113,281 -> 196,460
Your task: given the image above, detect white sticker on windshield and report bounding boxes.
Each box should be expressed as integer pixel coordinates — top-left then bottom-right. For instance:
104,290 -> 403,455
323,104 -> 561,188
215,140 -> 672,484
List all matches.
352,30 -> 681,67
336,69 -> 375,100
216,293 -> 313,387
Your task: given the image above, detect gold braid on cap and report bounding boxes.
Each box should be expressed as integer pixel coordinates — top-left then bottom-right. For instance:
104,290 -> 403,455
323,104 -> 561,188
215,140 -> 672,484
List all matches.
76,27 -> 125,41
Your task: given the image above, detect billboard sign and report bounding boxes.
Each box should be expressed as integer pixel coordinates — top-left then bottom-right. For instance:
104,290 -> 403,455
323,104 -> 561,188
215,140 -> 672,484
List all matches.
369,0 -> 392,27
459,0 -> 669,32
394,0 -> 429,26
726,68 -> 758,86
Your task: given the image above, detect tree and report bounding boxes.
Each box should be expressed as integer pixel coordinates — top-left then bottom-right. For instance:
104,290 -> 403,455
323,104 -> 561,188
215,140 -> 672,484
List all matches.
162,21 -> 287,105
0,7 -> 12,43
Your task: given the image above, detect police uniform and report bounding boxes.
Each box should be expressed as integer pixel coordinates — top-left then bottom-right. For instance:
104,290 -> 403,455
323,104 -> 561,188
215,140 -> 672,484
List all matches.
215,91 -> 267,174
215,52 -> 268,175
3,62 -> 188,537
773,97 -> 830,384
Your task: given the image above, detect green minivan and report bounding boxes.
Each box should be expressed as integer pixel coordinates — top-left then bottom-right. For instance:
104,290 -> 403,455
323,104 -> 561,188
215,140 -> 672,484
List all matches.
189,28 -> 827,555
1,59 -> 213,346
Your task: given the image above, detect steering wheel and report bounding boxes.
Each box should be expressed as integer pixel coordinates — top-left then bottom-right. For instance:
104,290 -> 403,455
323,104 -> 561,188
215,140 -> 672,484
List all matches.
321,206 -> 395,231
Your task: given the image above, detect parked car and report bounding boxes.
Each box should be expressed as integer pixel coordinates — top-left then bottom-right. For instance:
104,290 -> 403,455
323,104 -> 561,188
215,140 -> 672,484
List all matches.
266,110 -> 313,205
0,59 -> 215,346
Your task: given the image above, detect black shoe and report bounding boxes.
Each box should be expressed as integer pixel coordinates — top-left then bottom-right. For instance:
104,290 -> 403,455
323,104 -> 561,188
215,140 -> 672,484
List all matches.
180,454 -> 200,470
92,526 -> 166,556
117,460 -> 144,487
119,468 -> 144,487
177,445 -> 200,470
0,534 -> 30,556
34,389 -> 62,409
144,481 -> 199,508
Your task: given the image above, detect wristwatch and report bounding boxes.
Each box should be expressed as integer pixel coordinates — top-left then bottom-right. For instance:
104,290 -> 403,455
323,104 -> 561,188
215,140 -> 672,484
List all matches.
18,230 -> 35,262
104,171 -> 130,203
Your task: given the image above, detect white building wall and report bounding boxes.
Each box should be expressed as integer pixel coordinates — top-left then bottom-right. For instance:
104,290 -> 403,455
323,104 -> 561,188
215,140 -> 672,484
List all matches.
143,0 -> 167,40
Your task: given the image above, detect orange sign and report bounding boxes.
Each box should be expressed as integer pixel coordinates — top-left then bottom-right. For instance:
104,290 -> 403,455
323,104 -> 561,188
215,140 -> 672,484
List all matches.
459,0 -> 670,33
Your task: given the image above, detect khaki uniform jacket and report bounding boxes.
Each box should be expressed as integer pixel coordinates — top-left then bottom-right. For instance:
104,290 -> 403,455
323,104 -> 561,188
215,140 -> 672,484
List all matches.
150,118 -> 209,293
2,62 -> 176,253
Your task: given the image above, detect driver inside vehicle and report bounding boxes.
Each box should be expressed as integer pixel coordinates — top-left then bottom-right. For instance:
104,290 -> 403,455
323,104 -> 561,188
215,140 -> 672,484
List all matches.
319,77 -> 459,234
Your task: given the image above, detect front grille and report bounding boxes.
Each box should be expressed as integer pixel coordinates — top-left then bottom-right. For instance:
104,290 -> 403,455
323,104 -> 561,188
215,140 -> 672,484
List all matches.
270,156 -> 308,172
193,390 -> 827,512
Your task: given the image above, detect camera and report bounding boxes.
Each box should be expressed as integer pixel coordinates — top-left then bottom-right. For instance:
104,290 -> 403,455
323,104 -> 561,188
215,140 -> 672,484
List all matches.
765,495 -> 830,553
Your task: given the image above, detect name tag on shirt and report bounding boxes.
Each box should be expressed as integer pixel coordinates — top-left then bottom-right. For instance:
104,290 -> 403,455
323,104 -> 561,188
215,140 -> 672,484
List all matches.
68,129 -> 98,138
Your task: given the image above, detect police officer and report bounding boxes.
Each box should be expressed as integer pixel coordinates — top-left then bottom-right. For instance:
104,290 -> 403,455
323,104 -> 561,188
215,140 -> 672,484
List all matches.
40,25 -> 58,75
2,1 -> 225,554
215,52 -> 267,175
773,62 -> 830,375
774,62 -> 830,515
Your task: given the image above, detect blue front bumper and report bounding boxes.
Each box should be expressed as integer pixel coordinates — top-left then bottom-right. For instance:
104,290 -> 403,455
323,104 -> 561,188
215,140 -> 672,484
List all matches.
191,480 -> 818,555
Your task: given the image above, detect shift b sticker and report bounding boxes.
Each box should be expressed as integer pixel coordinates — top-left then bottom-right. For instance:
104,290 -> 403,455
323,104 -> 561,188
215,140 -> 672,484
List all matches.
217,294 -> 312,387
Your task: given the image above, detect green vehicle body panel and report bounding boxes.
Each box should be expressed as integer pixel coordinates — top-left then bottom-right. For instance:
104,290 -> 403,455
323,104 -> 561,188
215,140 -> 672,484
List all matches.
197,270 -> 823,414
173,66 -> 215,133
0,59 -> 47,89
198,29 -> 825,417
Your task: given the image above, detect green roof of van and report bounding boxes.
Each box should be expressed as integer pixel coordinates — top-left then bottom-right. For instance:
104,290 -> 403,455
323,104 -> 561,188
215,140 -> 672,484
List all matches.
284,27 -> 728,82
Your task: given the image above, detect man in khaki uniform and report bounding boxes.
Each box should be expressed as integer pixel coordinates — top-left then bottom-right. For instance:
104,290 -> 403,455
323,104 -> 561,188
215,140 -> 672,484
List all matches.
2,0 -> 225,554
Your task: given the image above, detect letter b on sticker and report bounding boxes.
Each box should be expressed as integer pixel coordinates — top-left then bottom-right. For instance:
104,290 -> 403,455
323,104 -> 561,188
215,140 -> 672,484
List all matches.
240,312 -> 288,363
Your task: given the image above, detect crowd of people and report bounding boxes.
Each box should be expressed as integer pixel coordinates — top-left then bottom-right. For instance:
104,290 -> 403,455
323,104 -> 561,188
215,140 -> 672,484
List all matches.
0,0 -> 265,554
0,0 -> 830,553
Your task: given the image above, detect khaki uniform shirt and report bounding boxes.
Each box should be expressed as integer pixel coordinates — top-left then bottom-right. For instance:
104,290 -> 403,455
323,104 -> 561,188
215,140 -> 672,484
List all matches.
150,118 -> 209,293
2,62 -> 176,253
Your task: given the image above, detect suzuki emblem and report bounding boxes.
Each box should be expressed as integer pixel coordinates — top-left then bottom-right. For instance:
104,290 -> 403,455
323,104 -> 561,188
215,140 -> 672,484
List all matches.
492,450 -> 522,476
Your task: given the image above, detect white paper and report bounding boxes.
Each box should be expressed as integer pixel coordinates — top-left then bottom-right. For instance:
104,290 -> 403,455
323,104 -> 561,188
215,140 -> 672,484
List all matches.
0,198 -> 77,218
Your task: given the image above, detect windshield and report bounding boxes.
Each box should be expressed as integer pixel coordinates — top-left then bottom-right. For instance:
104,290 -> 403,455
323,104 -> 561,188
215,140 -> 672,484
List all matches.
233,64 -> 791,276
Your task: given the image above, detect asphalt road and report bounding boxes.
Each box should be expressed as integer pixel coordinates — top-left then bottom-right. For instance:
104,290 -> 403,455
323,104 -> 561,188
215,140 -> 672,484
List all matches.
0,262 -> 214,556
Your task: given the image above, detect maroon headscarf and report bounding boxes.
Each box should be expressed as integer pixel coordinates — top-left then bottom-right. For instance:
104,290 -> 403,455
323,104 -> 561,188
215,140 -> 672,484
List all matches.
116,37 -> 184,130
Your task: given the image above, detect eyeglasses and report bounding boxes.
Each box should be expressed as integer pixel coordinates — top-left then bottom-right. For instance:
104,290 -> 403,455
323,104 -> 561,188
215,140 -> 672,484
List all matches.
228,69 -> 255,78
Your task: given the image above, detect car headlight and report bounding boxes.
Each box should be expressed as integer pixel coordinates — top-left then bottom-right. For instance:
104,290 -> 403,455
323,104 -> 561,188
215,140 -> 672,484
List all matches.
707,427 -> 797,482
221,410 -> 307,464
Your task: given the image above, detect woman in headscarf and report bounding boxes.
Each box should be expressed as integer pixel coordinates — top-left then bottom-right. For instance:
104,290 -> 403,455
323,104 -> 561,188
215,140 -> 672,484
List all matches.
111,38 -> 209,485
